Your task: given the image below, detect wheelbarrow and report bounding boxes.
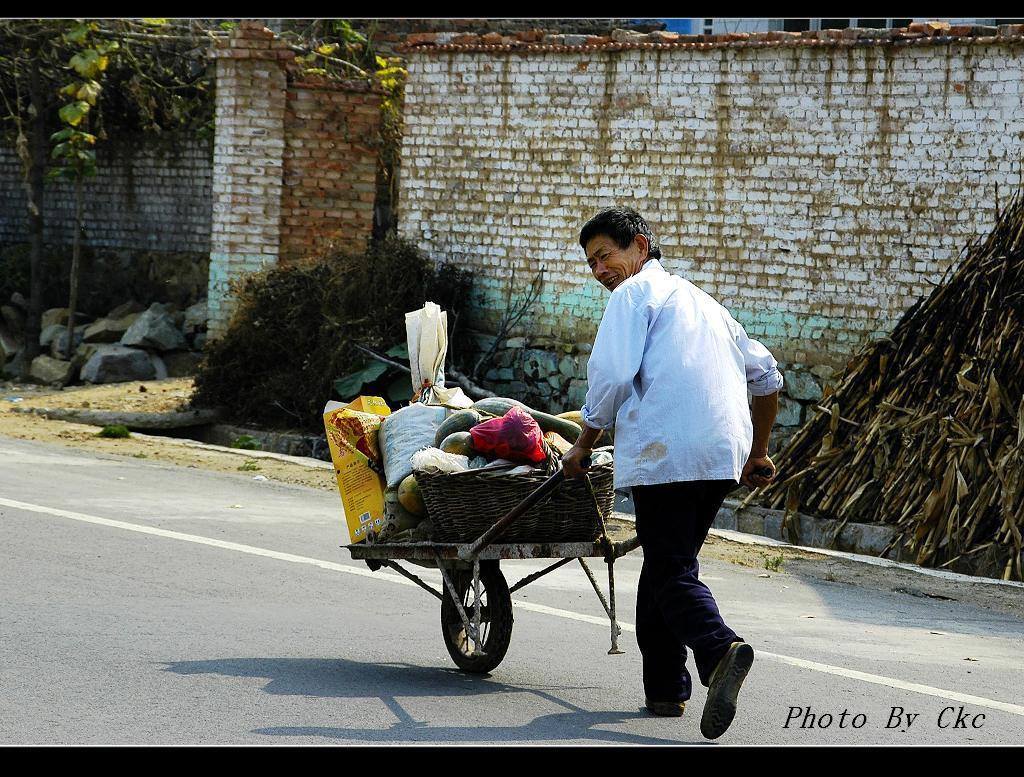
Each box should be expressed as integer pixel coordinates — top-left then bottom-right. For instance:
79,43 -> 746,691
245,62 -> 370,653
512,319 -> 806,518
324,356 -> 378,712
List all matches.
345,460 -> 640,673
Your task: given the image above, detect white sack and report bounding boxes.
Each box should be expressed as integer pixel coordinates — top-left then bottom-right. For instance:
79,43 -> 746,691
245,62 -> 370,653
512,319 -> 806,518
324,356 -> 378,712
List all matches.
379,402 -> 447,489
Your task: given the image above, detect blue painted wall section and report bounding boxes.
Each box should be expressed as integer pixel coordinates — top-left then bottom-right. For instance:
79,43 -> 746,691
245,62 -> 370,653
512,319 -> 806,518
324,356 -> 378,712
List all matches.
657,18 -> 695,34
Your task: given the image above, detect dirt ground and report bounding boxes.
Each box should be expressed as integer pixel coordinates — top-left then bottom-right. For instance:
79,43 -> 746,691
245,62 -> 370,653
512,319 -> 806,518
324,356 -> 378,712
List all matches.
3,377 -> 197,413
701,533 -> 1024,618
0,378 -> 335,492
2,377 -> 1021,618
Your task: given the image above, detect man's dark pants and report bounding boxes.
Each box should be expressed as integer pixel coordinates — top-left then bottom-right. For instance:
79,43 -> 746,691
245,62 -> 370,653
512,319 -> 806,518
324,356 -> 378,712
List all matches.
631,479 -> 741,704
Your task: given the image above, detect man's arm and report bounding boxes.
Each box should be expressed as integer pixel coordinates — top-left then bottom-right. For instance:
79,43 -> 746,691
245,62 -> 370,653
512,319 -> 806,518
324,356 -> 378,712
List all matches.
727,311 -> 784,489
741,391 -> 779,489
562,423 -> 603,478
750,391 -> 778,458
563,288 -> 647,478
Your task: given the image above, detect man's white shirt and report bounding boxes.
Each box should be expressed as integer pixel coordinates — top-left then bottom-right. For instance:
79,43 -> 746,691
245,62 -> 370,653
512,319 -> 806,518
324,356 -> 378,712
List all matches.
581,258 -> 784,490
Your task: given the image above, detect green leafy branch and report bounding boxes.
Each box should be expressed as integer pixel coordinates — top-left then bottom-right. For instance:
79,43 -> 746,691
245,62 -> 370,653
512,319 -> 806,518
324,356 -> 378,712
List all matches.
48,21 -> 118,181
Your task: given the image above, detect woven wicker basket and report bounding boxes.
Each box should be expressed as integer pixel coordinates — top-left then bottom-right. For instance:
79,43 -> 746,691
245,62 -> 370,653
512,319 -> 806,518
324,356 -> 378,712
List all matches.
414,460 -> 615,544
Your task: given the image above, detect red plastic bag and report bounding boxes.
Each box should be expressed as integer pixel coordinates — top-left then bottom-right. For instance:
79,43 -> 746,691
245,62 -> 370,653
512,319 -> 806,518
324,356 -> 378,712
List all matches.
469,406 -> 547,464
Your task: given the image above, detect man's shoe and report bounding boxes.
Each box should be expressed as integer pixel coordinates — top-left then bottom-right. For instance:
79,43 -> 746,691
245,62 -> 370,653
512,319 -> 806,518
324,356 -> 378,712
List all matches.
645,699 -> 686,717
700,641 -> 754,739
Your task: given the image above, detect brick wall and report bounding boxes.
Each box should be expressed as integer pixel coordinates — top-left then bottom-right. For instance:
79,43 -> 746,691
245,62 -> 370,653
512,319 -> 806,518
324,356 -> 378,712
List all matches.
346,19 -> 666,54
280,81 -> 381,262
0,22 -> 384,340
207,22 -> 383,336
0,134 -> 210,253
397,37 -> 1024,376
206,23 -> 290,337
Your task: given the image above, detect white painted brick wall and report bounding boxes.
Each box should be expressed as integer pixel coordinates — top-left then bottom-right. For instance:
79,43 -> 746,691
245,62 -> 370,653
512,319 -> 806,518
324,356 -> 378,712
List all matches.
398,44 -> 1024,367
206,54 -> 287,339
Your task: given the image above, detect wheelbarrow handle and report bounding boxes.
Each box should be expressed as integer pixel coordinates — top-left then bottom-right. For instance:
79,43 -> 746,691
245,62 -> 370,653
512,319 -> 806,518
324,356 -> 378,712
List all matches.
458,455 -> 591,562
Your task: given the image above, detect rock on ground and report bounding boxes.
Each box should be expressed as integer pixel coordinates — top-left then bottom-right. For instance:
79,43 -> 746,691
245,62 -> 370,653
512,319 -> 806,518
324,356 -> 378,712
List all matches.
29,355 -> 75,385
83,315 -> 139,344
80,345 -> 157,384
41,308 -> 68,330
39,324 -> 66,348
75,341 -> 105,366
1,324 -> 22,361
150,353 -> 168,380
50,326 -> 87,359
120,304 -> 187,352
162,351 -> 203,377
107,300 -> 145,319
183,300 -> 208,335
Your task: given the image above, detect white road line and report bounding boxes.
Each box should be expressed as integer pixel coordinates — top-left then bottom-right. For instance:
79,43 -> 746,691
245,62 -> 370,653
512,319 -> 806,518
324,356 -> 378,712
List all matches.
759,652 -> 1024,717
513,599 -> 620,628
5,495 -> 1024,719
0,497 -> 419,589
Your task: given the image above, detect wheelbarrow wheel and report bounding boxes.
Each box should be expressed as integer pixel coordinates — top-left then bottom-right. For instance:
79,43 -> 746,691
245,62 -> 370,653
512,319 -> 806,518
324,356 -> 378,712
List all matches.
440,561 -> 513,674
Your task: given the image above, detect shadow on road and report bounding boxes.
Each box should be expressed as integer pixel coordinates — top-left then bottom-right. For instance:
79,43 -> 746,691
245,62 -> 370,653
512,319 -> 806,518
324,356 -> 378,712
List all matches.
161,656 -> 703,745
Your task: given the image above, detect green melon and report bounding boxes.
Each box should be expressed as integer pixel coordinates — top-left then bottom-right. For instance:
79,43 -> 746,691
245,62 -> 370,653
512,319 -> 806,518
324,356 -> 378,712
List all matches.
433,409 -> 483,447
530,409 -> 581,442
472,397 -> 581,442
439,431 -> 475,456
471,397 -> 528,417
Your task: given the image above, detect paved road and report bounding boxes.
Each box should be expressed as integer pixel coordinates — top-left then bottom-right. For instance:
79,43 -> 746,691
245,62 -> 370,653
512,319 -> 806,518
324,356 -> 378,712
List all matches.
2,435 -> 1022,745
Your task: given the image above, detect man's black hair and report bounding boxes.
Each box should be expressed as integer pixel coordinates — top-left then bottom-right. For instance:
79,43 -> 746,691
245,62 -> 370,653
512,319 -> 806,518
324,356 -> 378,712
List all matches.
579,206 -> 662,261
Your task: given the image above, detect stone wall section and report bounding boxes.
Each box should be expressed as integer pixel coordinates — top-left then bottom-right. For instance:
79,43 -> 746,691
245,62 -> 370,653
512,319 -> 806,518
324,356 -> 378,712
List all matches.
280,81 -> 382,262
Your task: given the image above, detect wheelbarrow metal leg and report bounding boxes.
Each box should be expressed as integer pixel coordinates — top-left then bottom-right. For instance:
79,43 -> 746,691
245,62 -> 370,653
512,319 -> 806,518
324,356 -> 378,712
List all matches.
578,558 -> 612,617
435,552 -> 485,656
472,559 -> 484,658
379,560 -> 443,600
607,557 -> 624,655
578,558 -> 624,655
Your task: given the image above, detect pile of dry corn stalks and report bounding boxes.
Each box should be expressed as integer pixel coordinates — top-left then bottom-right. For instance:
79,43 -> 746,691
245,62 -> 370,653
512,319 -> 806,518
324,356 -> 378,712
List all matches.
746,192 -> 1024,580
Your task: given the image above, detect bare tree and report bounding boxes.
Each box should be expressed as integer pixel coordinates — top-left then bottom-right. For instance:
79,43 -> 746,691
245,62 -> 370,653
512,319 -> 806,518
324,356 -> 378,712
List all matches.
471,264 -> 546,382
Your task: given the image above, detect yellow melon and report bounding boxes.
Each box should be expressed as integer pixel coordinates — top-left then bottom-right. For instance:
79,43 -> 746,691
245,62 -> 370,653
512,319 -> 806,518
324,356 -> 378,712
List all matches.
397,474 -> 426,516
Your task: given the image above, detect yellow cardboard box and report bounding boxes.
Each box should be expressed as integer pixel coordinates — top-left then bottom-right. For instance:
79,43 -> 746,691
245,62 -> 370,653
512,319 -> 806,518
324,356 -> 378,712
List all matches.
322,396 -> 391,544
343,395 -> 391,416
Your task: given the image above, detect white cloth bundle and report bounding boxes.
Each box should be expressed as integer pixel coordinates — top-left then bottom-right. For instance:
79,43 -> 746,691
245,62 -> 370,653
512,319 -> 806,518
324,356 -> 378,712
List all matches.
405,302 -> 473,409
410,447 -> 470,474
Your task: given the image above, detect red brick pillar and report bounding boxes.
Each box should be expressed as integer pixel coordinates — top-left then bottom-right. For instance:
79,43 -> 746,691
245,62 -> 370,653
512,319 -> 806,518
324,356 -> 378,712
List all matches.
279,78 -> 383,263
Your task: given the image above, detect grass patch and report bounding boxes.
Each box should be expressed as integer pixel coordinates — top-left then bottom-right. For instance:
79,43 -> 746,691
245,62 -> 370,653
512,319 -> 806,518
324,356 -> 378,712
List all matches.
230,434 -> 261,450
760,551 -> 785,572
97,424 -> 131,439
237,459 -> 260,472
